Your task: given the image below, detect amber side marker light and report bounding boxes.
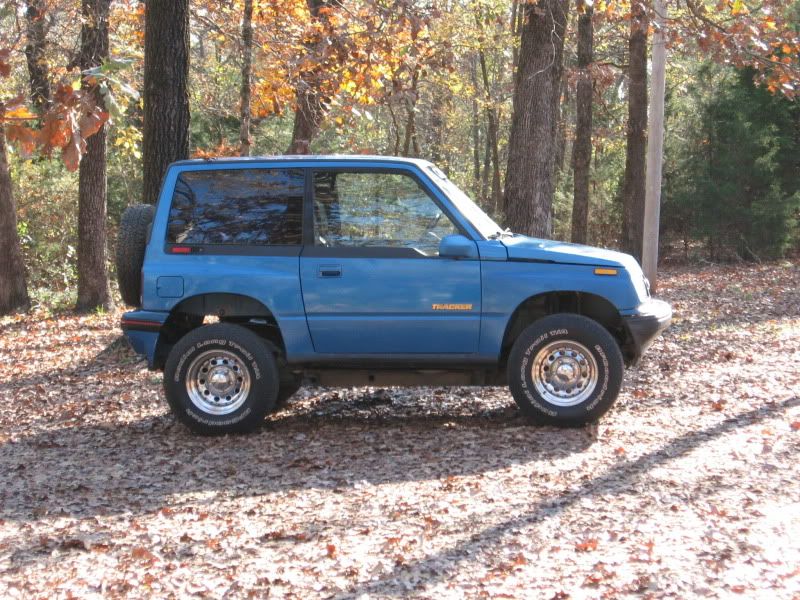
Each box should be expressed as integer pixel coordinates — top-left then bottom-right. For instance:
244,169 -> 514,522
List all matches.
594,268 -> 618,276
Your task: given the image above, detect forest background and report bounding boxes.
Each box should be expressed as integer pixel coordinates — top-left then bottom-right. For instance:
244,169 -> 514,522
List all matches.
0,0 -> 798,314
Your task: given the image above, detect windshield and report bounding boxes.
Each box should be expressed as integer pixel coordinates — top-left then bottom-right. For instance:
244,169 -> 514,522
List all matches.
426,166 -> 503,239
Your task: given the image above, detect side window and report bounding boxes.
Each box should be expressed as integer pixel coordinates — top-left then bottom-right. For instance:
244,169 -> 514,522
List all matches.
313,171 -> 458,256
167,169 -> 303,246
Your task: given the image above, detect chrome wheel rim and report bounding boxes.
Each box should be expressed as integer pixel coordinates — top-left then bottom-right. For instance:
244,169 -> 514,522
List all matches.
531,340 -> 598,407
186,350 -> 251,415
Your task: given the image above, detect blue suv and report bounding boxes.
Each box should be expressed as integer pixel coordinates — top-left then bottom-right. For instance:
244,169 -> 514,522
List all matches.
117,156 -> 671,434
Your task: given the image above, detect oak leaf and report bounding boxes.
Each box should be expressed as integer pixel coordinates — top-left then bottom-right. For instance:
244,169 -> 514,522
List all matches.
575,538 -> 598,552
5,125 -> 39,156
131,546 -> 156,563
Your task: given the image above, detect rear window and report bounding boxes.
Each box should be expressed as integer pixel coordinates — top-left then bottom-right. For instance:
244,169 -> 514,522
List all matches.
167,168 -> 304,245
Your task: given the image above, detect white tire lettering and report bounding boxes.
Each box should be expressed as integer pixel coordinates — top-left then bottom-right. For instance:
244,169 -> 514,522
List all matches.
186,406 -> 252,426
523,386 -> 558,417
227,340 -> 253,361
174,344 -> 196,382
585,345 -> 610,411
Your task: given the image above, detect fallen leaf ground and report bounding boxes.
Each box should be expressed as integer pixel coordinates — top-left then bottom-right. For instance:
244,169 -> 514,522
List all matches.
1,263 -> 799,599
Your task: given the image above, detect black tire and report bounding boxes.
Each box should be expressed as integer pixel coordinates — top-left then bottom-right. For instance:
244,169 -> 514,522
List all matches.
266,338 -> 302,409
507,314 -> 624,427
163,323 -> 279,434
276,378 -> 302,408
116,203 -> 154,307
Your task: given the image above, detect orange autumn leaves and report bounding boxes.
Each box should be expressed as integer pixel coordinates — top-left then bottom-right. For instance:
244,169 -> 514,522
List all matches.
581,0 -> 798,98
679,0 -> 800,98
241,0 -> 443,119
1,43 -> 108,172
1,0 -> 112,171
1,82 -> 108,172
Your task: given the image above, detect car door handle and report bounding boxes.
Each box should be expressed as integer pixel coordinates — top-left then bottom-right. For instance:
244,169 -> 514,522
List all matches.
318,265 -> 342,277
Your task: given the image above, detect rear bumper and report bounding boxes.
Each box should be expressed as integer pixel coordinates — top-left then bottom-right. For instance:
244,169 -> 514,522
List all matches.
121,310 -> 168,368
622,299 -> 672,363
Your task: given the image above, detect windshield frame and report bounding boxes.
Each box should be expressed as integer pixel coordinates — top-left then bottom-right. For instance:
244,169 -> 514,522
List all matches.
424,166 -> 503,240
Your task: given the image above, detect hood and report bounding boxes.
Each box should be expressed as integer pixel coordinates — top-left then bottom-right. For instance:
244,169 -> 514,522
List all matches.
502,235 -> 640,270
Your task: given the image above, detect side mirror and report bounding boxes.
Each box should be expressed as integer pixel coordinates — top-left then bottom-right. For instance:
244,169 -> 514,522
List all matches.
439,234 -> 479,259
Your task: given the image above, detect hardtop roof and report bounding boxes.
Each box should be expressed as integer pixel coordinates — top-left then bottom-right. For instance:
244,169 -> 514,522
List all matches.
171,155 -> 435,168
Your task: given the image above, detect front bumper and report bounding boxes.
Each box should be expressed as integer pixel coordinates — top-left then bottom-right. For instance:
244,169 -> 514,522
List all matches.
622,299 -> 672,363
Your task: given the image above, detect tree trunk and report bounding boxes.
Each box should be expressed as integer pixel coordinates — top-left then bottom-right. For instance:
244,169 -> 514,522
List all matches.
76,0 -> 111,311
388,101 -> 402,155
621,1 -> 648,262
239,0 -> 253,157
402,101 -> 420,157
428,86 -> 449,168
286,0 -> 342,154
24,0 -> 51,110
401,69 -> 420,157
503,0 -> 570,237
478,47 -> 502,212
510,0 -> 519,71
470,56 -> 482,186
143,0 -> 190,204
287,83 -> 325,155
571,5 -> 593,245
0,127 -> 30,315
481,124 -> 490,200
554,76 -> 569,177
471,98 -> 481,184
642,0 -> 667,292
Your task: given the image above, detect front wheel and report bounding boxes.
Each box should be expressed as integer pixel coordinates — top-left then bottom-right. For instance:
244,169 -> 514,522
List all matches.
164,323 -> 279,434
276,378 -> 302,409
507,314 -> 624,427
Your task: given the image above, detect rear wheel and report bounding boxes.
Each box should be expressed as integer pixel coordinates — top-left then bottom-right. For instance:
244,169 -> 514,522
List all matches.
507,314 -> 624,427
259,337 -> 302,409
164,323 -> 279,434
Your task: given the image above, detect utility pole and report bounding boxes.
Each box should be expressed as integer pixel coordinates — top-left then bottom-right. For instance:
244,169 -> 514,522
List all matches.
642,0 -> 667,293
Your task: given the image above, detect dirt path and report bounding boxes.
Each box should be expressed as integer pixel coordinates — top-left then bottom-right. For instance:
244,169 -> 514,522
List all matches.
1,263 -> 799,598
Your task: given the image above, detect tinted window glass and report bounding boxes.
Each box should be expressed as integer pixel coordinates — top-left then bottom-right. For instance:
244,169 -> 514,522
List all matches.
167,169 -> 303,245
313,171 -> 458,256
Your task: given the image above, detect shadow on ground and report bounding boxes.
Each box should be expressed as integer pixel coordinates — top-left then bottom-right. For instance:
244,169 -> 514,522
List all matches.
3,394 -> 795,533
0,401 -> 591,523
340,396 -> 800,597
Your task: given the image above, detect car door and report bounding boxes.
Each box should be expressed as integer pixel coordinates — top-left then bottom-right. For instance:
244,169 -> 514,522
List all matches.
299,168 -> 481,355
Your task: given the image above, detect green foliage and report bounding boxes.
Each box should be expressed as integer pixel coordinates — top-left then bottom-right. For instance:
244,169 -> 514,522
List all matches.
10,125 -> 138,307
664,67 -> 800,260
108,122 -> 143,217
11,156 -> 78,293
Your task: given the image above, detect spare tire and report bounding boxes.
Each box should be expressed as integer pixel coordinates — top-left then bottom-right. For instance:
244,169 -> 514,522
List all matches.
116,203 -> 155,307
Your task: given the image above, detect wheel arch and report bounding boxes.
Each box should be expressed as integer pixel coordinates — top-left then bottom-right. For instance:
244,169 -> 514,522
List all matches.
500,291 -> 632,365
169,292 -> 275,319
153,293 -> 287,369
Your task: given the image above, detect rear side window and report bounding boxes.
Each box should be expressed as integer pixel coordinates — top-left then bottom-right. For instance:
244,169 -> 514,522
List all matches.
167,168 -> 304,245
